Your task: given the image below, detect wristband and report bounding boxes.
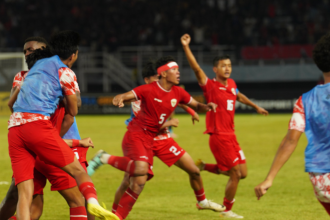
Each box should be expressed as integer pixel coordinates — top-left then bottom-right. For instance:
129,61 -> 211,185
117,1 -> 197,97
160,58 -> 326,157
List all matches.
72,139 -> 79,147
186,107 -> 196,116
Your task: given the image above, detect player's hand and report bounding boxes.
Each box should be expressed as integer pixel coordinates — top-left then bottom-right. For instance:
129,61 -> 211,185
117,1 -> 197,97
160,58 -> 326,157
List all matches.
192,113 -> 199,125
207,102 -> 217,112
79,137 -> 94,148
256,107 -> 269,116
254,179 -> 272,200
181,34 -> 191,46
169,118 -> 179,127
113,95 -> 125,108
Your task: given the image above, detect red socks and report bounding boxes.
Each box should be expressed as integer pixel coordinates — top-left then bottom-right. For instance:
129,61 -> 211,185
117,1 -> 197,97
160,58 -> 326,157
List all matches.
194,188 -> 206,202
115,188 -> 139,220
223,197 -> 235,211
78,182 -> 98,201
112,203 -> 118,213
204,164 -> 219,174
70,206 -> 87,220
108,156 -> 135,175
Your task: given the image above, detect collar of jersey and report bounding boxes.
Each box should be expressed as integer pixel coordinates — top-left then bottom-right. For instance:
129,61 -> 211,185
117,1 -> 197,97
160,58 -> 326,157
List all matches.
156,82 -> 171,92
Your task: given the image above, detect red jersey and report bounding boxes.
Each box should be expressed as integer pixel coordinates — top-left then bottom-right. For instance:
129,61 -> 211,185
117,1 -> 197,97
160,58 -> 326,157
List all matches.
200,78 -> 238,134
129,81 -> 192,136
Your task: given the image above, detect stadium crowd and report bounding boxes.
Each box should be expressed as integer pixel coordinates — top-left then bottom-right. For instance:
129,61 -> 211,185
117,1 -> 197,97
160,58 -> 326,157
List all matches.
0,0 -> 329,52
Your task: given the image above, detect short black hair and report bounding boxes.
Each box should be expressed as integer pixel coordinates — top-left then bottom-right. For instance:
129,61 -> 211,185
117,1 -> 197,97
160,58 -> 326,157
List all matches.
213,55 -> 230,67
313,33 -> 330,73
24,37 -> 48,46
50,30 -> 80,60
26,47 -> 53,69
155,56 -> 176,69
142,61 -> 157,78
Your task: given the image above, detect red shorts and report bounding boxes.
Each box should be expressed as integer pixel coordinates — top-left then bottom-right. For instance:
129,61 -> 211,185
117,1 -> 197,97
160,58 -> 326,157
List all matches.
35,147 -> 88,192
8,120 -> 75,185
152,138 -> 185,167
33,169 -> 46,195
209,134 -> 246,171
122,130 -> 154,180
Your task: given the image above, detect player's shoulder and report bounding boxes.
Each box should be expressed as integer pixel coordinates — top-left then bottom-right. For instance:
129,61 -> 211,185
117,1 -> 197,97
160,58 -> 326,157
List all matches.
58,67 -> 76,78
227,78 -> 237,87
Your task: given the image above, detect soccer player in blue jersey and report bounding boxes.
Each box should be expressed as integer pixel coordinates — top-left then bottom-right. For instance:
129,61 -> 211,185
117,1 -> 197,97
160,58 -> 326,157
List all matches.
6,31 -> 117,220
255,33 -> 330,216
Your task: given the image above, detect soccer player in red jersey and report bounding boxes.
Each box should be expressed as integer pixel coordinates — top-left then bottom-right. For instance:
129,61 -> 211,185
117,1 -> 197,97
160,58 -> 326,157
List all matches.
7,31 -> 117,220
1,37 -> 96,220
88,61 -> 225,214
181,34 -> 268,218
107,56 -> 217,219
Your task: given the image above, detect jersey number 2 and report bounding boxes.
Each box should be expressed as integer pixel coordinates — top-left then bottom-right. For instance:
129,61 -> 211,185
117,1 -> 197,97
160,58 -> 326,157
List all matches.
169,146 -> 181,156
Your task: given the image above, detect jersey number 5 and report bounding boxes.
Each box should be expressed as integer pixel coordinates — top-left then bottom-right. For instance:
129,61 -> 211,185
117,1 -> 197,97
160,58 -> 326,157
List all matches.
159,113 -> 166,124
227,100 -> 234,111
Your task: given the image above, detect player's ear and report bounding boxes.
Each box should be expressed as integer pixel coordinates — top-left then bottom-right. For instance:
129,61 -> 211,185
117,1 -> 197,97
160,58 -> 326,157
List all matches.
212,66 -> 217,74
160,71 -> 167,78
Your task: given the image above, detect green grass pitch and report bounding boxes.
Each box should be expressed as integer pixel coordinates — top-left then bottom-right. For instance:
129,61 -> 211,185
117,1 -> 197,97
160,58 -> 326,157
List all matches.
0,114 -> 327,219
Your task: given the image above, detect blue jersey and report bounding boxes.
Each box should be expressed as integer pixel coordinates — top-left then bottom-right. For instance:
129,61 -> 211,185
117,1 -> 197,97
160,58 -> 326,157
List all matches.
300,84 -> 330,173
13,55 -> 67,116
62,117 -> 81,140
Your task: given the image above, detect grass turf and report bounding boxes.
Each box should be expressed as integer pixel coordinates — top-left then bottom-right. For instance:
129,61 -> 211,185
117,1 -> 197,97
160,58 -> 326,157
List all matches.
0,114 -> 327,219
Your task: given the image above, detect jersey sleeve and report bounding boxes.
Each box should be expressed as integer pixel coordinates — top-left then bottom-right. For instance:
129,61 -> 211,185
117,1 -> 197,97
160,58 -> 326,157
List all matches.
288,96 -> 305,132
178,87 -> 192,104
131,84 -> 149,101
58,67 -> 77,96
12,71 -> 27,88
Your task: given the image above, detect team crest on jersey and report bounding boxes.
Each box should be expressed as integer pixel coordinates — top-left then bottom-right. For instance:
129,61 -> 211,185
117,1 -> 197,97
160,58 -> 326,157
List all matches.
231,88 -> 236,95
171,99 -> 177,107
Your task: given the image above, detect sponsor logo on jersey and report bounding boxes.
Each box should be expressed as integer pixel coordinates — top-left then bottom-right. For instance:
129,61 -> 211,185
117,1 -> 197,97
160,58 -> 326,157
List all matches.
154,98 -> 162,102
231,88 -> 236,95
140,156 -> 149,160
219,87 -> 226,90
171,99 -> 177,107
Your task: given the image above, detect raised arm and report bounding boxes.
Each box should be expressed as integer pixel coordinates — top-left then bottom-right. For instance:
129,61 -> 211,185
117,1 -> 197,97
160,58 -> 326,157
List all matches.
181,34 -> 208,85
112,91 -> 137,108
237,92 -> 268,116
254,129 -> 302,199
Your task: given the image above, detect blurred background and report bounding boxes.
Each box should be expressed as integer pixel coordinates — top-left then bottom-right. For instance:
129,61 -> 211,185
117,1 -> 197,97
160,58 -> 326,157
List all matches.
0,0 -> 328,115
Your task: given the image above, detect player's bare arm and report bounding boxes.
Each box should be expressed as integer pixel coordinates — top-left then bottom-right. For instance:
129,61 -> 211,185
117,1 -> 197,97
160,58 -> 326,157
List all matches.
113,91 -> 137,107
188,98 -> 217,113
181,34 -> 207,85
178,103 -> 200,124
65,94 -> 78,117
76,91 -> 82,109
7,87 -> 20,113
160,118 -> 179,130
254,129 -> 302,200
63,137 -> 94,148
237,92 -> 269,116
60,114 -> 75,137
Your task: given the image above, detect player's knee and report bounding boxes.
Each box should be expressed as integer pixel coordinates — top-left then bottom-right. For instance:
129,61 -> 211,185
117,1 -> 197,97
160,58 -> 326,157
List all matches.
240,172 -> 247,179
229,167 -> 241,180
188,166 -> 200,177
133,163 -> 149,176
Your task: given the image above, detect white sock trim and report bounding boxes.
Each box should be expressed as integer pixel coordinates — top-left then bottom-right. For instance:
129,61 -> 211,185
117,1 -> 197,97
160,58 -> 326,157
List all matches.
100,154 -> 111,164
87,198 -> 100,206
